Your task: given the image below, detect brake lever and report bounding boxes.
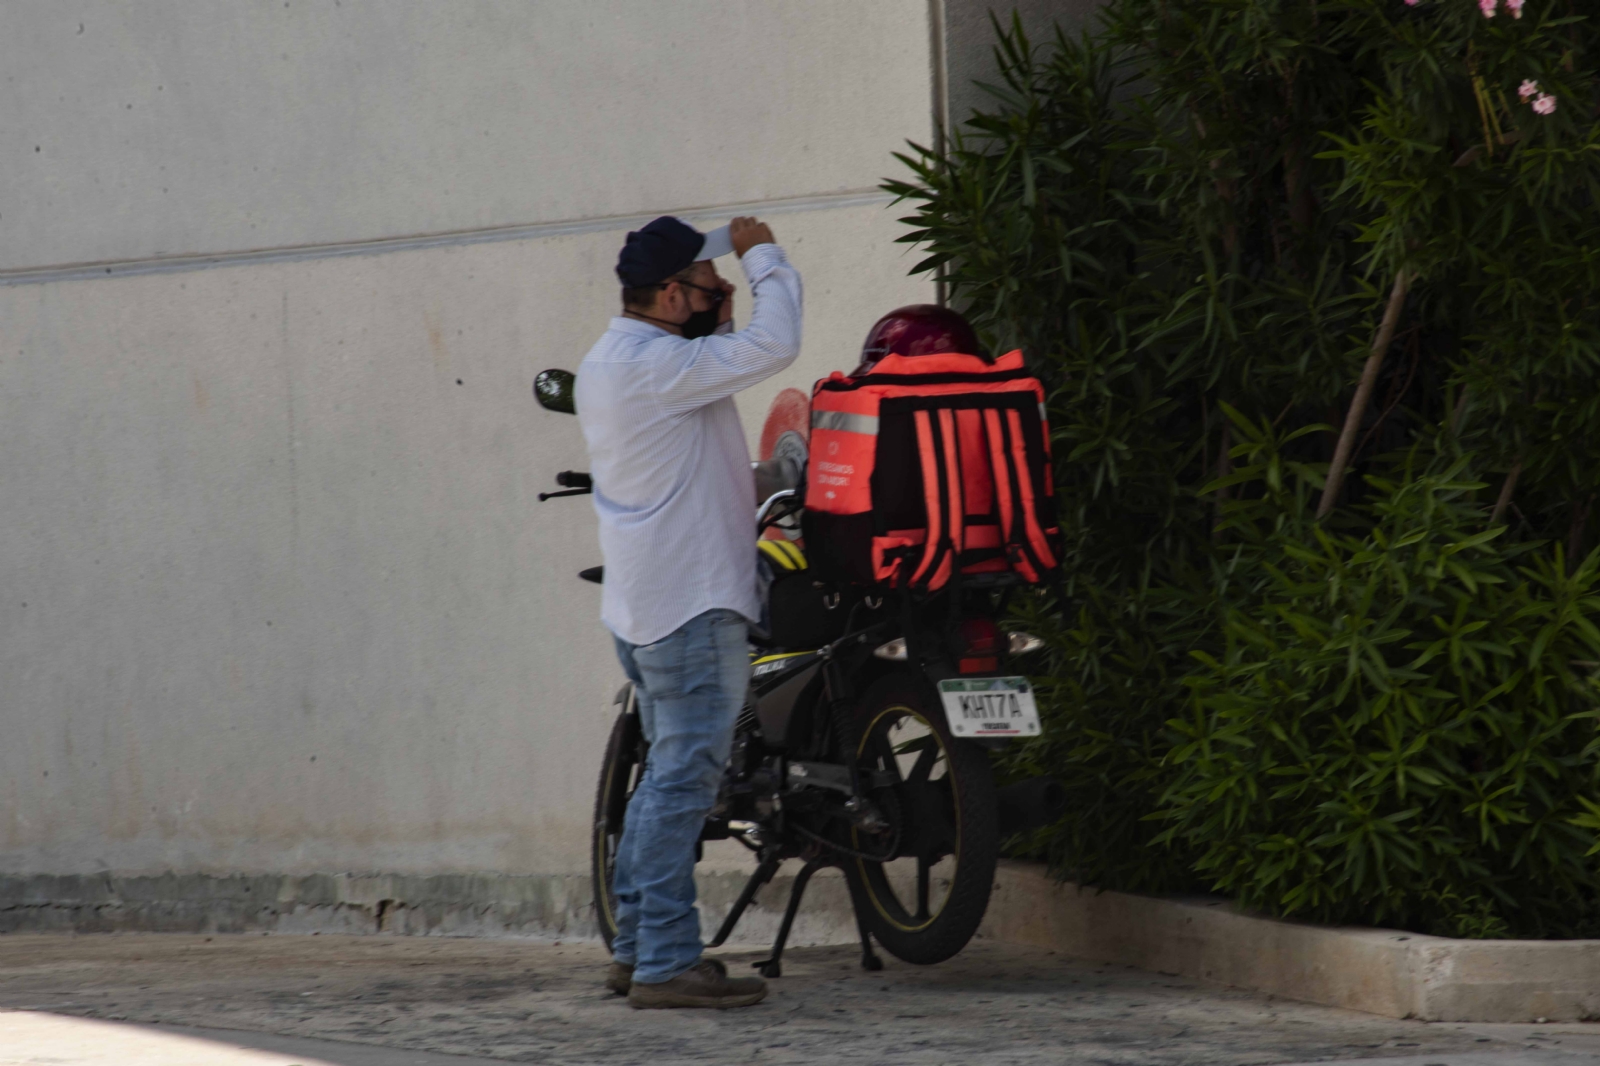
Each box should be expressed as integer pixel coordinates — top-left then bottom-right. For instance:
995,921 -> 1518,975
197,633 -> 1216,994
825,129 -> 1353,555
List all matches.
538,487 -> 593,501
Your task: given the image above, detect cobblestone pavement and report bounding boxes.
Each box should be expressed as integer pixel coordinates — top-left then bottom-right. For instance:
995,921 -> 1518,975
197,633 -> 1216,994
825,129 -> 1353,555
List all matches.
1,934 -> 1597,1065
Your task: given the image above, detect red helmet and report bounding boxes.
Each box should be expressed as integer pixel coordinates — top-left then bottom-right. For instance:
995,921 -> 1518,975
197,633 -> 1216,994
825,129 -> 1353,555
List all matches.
855,304 -> 985,374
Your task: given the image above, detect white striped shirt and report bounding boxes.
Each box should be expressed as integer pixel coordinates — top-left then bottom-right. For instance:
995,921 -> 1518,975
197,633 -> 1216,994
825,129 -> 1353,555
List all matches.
575,243 -> 803,645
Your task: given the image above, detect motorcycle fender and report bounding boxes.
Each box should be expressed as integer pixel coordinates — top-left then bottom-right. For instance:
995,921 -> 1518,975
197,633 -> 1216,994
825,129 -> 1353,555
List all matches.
750,651 -> 823,749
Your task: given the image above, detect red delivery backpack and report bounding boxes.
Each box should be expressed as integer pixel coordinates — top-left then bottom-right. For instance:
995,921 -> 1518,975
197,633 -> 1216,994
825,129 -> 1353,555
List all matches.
802,348 -> 1061,591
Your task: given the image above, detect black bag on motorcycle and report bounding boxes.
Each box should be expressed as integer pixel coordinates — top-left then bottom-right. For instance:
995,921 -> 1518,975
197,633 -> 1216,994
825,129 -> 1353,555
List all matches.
752,539 -> 853,649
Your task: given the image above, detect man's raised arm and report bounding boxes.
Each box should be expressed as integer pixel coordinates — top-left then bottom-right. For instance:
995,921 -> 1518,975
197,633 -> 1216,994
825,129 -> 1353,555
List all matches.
654,219 -> 803,415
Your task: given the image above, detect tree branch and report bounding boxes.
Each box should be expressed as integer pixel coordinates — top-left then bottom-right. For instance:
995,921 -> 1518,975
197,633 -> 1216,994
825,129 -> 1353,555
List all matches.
1568,494 -> 1594,573
1489,460 -> 1522,527
1317,271 -> 1410,519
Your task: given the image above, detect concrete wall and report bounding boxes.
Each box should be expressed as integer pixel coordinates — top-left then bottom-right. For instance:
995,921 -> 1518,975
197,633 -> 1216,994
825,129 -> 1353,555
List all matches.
1,1 -> 934,887
1,1 -> 929,271
940,0 -> 1106,133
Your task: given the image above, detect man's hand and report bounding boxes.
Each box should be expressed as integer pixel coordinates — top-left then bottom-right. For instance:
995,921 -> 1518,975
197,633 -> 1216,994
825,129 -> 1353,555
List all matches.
717,278 -> 736,325
730,216 -> 775,258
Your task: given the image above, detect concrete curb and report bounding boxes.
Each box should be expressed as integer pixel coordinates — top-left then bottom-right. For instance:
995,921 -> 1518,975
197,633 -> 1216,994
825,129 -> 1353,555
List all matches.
8,862 -> 1600,1022
977,861 -> 1600,1023
0,868 -> 859,949
0,871 -> 597,939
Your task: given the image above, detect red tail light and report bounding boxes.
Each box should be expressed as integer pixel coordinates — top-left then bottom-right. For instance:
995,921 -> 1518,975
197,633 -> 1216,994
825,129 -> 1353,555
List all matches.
959,617 -> 1001,674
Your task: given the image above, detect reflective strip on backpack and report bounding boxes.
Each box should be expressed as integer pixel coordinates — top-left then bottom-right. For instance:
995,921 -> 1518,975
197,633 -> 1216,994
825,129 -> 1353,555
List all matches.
810,410 -> 879,435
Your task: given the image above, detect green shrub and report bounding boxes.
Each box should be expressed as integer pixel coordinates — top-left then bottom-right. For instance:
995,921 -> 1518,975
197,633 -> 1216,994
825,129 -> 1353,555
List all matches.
1165,414 -> 1600,936
887,2 -> 1600,934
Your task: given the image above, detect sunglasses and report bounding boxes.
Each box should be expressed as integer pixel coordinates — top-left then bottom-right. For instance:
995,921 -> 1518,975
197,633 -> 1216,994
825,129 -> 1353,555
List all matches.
657,277 -> 726,305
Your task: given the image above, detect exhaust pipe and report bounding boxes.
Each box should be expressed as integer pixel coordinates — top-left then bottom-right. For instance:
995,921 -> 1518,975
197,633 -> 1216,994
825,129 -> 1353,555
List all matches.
996,776 -> 1067,836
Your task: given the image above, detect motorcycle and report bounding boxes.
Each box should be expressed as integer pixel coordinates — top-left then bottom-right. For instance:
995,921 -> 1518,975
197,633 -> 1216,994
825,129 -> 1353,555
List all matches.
534,368 -> 1064,977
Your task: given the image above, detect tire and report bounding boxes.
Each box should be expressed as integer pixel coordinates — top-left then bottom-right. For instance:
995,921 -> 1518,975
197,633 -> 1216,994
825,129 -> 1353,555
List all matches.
846,670 -> 999,965
591,698 -> 646,951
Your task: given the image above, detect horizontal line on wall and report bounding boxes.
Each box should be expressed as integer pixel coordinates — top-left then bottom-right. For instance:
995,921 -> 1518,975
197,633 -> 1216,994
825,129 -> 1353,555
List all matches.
0,189 -> 899,288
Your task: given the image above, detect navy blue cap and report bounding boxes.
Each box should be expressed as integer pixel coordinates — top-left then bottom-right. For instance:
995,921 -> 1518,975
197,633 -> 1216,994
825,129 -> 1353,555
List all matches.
615,216 -> 733,287
616,216 -> 701,287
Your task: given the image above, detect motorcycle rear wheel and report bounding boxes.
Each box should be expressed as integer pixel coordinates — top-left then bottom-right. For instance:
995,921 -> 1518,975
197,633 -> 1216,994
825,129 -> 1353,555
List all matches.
591,702 -> 646,951
847,670 -> 999,965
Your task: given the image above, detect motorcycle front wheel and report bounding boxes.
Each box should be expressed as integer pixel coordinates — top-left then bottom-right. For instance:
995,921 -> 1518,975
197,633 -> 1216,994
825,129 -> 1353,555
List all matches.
591,701 -> 646,950
847,670 -> 999,965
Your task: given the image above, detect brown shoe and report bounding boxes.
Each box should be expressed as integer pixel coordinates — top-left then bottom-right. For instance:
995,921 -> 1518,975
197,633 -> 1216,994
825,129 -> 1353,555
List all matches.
627,958 -> 767,1009
605,961 -> 634,996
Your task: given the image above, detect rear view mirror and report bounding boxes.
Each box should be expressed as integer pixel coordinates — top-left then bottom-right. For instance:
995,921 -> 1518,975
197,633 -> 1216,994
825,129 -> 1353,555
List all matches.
534,369 -> 577,415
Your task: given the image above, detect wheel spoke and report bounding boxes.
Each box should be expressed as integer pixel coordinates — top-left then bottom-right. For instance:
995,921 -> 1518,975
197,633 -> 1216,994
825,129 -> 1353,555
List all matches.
915,857 -> 931,921
901,778 -> 958,863
906,740 -> 940,786
867,731 -> 900,776
892,732 -> 938,757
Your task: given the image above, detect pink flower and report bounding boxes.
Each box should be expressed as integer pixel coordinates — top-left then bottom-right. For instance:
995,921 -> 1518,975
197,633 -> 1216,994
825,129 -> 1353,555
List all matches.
1479,0 -> 1496,16
1507,0 -> 1525,16
1519,78 -> 1540,101
1404,0 -> 1418,6
1533,93 -> 1557,114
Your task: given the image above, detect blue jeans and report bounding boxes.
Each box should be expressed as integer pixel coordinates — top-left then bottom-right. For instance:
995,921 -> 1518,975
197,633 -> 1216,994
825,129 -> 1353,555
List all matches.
609,608 -> 748,984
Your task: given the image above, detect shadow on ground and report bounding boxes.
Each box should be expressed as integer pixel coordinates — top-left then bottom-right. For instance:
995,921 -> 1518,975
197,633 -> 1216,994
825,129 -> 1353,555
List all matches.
0,934 -> 1596,1065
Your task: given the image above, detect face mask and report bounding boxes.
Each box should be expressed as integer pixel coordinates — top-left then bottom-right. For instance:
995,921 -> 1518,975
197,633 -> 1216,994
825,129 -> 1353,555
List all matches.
680,308 -> 721,339
629,276 -> 724,337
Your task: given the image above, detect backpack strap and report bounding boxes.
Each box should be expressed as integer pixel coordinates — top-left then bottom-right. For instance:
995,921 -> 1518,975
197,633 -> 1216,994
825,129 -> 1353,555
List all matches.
938,408 -> 965,566
982,410 -> 1018,553
907,409 -> 955,591
981,407 -> 1048,582
1005,408 -> 1059,573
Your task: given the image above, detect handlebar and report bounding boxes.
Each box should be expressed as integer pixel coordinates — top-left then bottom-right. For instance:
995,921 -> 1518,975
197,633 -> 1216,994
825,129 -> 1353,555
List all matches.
539,470 -> 593,502
757,488 -> 799,531
538,470 -> 805,529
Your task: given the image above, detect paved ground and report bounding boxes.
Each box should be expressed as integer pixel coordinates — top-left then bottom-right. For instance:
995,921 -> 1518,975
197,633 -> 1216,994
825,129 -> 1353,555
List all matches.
1,934 -> 1598,1066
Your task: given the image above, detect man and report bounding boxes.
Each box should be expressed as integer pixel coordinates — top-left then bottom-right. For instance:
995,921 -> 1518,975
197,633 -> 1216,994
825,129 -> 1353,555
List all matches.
575,215 -> 802,1009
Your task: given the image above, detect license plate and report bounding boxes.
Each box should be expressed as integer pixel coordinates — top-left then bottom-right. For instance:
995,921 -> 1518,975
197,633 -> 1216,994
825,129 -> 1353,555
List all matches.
937,677 -> 1041,738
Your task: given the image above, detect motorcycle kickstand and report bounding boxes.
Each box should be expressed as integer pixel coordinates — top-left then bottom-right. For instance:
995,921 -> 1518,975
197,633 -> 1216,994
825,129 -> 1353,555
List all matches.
707,855 -> 780,949
751,856 -> 827,979
853,896 -> 884,972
